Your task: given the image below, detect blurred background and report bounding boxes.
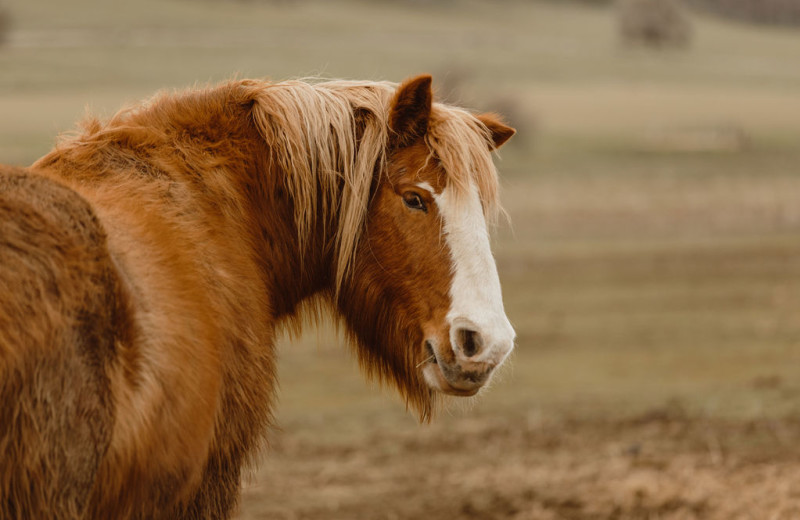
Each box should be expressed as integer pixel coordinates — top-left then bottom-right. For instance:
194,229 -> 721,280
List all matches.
2,0 -> 800,517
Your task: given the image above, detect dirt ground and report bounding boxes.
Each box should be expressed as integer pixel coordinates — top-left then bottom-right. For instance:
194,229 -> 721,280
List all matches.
238,407 -> 800,520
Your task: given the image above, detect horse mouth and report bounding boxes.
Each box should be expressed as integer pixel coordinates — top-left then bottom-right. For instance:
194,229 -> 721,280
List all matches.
421,341 -> 485,397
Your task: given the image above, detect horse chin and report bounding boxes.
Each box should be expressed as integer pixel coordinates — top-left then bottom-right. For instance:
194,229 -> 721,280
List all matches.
421,362 -> 482,397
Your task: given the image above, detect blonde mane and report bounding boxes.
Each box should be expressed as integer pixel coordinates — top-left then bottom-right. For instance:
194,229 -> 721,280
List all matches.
241,78 -> 502,292
46,78 -> 503,294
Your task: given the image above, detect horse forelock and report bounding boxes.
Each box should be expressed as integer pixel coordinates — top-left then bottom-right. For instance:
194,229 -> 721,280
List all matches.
426,105 -> 504,224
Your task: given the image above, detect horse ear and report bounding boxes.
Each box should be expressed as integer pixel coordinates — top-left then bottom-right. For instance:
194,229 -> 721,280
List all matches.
477,113 -> 516,150
389,74 -> 433,148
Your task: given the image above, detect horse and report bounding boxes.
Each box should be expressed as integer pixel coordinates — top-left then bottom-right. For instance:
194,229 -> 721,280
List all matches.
0,74 -> 516,519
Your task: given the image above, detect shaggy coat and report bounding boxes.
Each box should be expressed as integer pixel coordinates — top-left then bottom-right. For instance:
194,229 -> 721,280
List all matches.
0,76 -> 513,519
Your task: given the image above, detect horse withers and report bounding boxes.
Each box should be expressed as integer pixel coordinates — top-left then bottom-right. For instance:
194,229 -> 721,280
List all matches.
0,75 -> 515,519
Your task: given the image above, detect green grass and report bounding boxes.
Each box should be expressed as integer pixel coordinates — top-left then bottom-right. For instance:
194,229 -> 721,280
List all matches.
2,0 -> 800,428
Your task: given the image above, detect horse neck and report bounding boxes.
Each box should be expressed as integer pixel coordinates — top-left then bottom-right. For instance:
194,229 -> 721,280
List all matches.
244,157 -> 337,320
34,95 -> 337,324
183,105 -> 338,321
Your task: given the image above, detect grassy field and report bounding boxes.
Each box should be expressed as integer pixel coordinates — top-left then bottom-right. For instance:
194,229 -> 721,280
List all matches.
2,0 -> 800,517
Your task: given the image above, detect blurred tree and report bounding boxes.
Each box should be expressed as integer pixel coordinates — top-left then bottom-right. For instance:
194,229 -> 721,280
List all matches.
617,0 -> 694,49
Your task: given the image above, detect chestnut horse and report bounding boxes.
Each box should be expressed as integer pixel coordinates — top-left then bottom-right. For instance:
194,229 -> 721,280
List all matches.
0,75 -> 515,519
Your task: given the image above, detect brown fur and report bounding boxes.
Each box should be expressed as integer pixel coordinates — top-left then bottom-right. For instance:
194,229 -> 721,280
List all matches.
0,76 -> 513,518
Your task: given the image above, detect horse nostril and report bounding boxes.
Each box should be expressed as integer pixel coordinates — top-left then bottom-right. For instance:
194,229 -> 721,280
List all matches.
456,328 -> 483,358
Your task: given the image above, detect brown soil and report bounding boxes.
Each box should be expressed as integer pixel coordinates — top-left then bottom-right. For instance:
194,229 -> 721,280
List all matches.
237,408 -> 800,519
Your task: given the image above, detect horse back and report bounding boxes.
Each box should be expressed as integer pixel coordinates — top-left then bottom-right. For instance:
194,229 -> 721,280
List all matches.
0,166 -> 125,519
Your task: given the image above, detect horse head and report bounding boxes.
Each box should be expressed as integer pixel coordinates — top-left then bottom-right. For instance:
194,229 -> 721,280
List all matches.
337,75 -> 516,418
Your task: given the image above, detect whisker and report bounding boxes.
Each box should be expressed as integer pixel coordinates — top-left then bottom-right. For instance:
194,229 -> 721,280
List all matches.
416,355 -> 435,368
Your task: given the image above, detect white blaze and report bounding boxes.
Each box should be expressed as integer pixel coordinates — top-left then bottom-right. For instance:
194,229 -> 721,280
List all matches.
434,182 -> 515,366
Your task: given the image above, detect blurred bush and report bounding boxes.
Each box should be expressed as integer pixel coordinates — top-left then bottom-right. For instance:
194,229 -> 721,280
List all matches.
689,0 -> 800,26
617,0 -> 694,48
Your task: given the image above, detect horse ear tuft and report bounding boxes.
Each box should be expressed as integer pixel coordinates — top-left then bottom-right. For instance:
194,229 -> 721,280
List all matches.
389,74 -> 433,148
477,113 -> 516,150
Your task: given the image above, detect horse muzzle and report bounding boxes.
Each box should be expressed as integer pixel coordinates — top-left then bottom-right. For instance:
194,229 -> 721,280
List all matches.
421,318 -> 515,396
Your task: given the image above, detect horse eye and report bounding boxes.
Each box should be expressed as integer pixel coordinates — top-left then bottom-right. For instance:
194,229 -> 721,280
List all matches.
402,192 -> 427,213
